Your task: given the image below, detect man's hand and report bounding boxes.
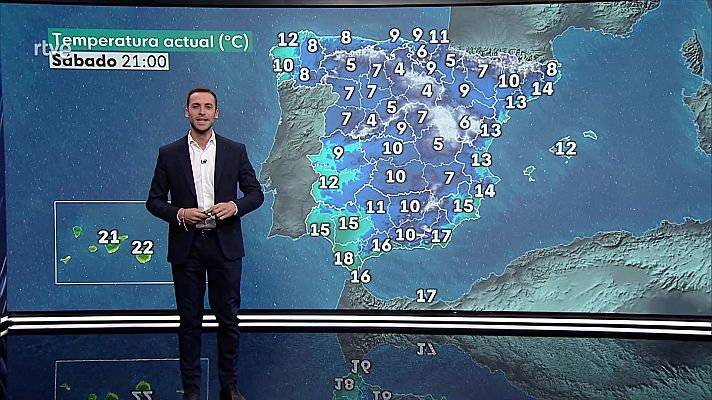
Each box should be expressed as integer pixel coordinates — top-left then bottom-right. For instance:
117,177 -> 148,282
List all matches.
206,202 -> 237,220
181,208 -> 209,225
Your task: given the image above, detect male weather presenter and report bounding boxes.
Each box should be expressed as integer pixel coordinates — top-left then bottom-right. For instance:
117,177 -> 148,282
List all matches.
147,88 -> 263,400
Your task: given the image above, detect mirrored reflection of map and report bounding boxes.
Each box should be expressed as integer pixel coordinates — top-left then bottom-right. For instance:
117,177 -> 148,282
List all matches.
7,330 -> 711,400
55,359 -> 210,400
336,332 -> 712,400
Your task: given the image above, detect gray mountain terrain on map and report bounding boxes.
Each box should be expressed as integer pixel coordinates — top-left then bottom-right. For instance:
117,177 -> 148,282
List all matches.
449,0 -> 661,62
260,82 -> 338,237
684,81 -> 712,154
682,30 -> 704,77
681,31 -> 711,155
336,218 -> 711,400
339,219 -> 711,315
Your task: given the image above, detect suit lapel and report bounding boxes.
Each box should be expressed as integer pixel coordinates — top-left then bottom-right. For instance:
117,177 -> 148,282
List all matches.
180,135 -> 197,201
214,132 -> 225,195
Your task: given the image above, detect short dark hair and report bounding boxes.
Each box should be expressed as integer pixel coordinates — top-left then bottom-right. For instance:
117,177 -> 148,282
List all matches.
186,87 -> 218,108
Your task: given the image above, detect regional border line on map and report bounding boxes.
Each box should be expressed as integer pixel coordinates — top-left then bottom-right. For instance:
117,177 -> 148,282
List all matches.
269,29 -> 561,271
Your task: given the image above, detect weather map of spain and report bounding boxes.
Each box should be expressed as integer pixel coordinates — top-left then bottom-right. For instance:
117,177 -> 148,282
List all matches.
269,29 -> 560,273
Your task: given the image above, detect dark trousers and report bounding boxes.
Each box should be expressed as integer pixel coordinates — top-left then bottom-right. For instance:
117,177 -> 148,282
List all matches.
172,232 -> 242,392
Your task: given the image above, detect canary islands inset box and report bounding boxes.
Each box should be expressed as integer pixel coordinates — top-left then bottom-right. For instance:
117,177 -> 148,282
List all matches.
54,201 -> 171,285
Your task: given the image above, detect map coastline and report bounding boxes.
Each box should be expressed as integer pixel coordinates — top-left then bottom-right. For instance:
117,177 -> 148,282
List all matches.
448,0 -> 661,62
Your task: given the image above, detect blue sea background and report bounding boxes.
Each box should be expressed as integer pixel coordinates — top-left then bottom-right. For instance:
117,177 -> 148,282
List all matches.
0,0 -> 709,310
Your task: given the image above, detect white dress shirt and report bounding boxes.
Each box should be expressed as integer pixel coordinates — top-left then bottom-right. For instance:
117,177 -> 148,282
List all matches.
188,130 -> 217,229
175,130 -> 238,228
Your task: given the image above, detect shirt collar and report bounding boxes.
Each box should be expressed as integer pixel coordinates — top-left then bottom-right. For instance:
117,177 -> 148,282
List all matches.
187,129 -> 216,148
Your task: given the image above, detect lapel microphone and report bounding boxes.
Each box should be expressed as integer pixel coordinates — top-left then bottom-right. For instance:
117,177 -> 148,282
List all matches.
201,159 -> 207,164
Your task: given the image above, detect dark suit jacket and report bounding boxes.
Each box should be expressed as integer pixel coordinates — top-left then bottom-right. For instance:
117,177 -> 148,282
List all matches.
146,133 -> 264,264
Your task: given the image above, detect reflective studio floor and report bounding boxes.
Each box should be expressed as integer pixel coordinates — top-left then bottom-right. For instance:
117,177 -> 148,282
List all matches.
3,331 -> 712,400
